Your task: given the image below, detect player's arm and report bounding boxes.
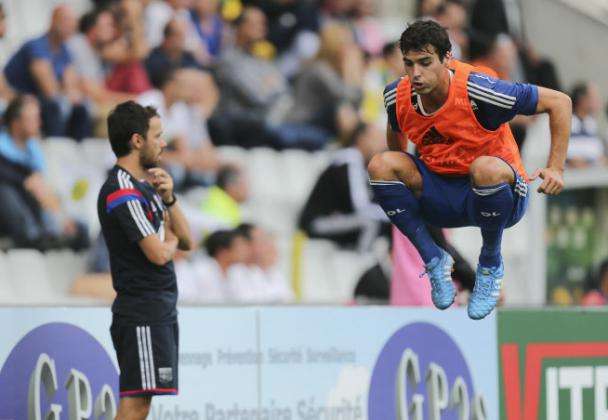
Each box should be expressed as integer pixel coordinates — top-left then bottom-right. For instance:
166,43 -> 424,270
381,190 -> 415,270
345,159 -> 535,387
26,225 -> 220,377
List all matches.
148,167 -> 194,251
384,80 -> 403,152
468,72 -> 572,195
529,86 -> 572,195
139,231 -> 179,266
30,59 -> 60,98
386,122 -> 404,151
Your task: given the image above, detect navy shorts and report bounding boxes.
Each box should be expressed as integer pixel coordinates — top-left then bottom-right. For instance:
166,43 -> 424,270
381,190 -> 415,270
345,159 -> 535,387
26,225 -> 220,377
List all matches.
110,320 -> 179,397
407,153 -> 529,228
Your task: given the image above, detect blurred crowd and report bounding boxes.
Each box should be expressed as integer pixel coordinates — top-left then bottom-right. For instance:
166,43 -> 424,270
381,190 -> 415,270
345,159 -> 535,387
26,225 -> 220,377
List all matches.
0,0 -> 607,306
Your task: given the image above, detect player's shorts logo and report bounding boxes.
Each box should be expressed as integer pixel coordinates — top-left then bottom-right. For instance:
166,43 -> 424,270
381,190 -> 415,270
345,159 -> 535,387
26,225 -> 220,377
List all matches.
158,367 -> 173,383
0,322 -> 118,420
368,322 -> 487,420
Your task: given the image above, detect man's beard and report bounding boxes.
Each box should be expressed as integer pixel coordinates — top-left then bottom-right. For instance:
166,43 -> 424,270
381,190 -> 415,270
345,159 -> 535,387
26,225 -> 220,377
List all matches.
140,154 -> 159,169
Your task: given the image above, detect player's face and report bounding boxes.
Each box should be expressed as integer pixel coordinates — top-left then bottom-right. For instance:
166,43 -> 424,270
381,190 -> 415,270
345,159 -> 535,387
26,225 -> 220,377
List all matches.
403,46 -> 449,95
140,117 -> 166,169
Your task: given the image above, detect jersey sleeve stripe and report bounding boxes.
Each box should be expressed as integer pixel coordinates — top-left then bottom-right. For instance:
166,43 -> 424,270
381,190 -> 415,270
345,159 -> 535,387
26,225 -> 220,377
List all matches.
468,91 -> 513,109
118,170 -> 155,237
467,81 -> 516,101
120,171 -> 156,235
468,84 -> 515,107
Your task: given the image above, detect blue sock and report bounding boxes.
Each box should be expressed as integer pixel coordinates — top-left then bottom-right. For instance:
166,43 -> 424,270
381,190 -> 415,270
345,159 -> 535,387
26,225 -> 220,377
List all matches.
371,180 -> 441,264
472,183 -> 514,267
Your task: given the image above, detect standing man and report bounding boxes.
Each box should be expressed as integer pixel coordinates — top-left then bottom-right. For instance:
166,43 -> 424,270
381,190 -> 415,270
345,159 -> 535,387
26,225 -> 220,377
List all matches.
98,101 -> 193,418
369,20 -> 571,319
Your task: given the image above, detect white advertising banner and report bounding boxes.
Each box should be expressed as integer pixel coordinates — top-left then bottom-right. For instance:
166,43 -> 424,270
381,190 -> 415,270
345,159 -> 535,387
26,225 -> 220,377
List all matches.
0,307 -> 498,419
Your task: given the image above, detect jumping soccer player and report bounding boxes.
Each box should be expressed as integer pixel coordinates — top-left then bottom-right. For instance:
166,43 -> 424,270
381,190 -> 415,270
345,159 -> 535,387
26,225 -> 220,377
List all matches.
98,101 -> 193,419
369,21 -> 571,319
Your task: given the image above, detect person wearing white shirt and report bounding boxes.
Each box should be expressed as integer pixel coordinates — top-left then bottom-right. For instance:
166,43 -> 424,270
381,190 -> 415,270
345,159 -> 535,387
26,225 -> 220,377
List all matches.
567,82 -> 606,167
176,229 -> 249,303
137,68 -> 220,187
230,224 -> 294,303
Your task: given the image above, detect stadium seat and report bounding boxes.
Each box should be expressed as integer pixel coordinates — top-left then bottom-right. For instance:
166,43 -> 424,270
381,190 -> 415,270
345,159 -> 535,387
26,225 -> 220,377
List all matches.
300,239 -> 337,303
43,137 -> 105,238
45,250 -> 88,296
0,251 -> 16,302
6,249 -> 60,303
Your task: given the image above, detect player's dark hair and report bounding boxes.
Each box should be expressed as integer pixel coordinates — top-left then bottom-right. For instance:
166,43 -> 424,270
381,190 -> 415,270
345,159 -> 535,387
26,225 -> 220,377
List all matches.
3,95 -> 37,129
399,20 -> 451,60
570,82 -> 589,110
204,230 -> 238,257
216,164 -> 242,190
107,101 -> 159,158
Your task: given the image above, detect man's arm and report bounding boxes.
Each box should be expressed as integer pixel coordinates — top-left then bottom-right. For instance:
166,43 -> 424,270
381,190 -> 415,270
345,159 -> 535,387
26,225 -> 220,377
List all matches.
386,122 -> 403,151
30,59 -> 60,97
148,167 -> 194,251
139,230 -> 179,266
530,86 -> 572,195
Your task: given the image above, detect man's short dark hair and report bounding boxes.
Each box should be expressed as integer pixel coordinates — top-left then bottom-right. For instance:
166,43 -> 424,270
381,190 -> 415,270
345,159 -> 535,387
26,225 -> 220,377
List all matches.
79,8 -> 106,34
3,95 -> 37,129
382,41 -> 398,58
570,82 -> 589,110
107,101 -> 159,158
234,223 -> 255,241
399,20 -> 451,60
216,164 -> 242,190
204,230 -> 238,257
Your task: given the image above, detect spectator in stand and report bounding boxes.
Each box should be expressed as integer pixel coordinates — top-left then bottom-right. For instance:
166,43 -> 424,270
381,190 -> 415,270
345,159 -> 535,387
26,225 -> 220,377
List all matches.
351,0 -> 385,57
212,6 -> 328,149
243,0 -> 320,78
432,0 -> 468,60
582,259 -> 608,306
188,0 -> 225,65
145,18 -> 203,89
137,68 -> 220,189
469,32 -> 517,80
200,164 -> 249,228
104,0 -> 152,94
214,6 -> 290,124
566,82 -> 606,168
177,229 -> 250,303
144,0 -> 193,50
321,0 -> 355,23
470,0 -> 561,90
380,41 -> 404,83
298,122 -> 390,252
468,32 -> 532,149
415,0 -> 443,18
0,95 -> 88,250
288,22 -> 364,142
230,223 -> 294,303
0,4 -> 14,113
4,4 -> 92,140
68,8 -> 133,130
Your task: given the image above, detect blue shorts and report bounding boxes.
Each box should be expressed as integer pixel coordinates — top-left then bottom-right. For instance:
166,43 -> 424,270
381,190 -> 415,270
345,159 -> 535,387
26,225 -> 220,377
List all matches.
408,154 -> 529,228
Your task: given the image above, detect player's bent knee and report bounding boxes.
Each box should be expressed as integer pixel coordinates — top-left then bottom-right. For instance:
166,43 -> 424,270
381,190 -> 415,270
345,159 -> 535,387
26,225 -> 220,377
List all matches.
470,156 -> 513,186
368,151 -> 415,181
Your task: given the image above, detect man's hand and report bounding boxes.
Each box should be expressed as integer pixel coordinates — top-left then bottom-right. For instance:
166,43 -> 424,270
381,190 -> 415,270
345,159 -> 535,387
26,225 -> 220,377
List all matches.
530,167 -> 565,195
148,167 -> 174,203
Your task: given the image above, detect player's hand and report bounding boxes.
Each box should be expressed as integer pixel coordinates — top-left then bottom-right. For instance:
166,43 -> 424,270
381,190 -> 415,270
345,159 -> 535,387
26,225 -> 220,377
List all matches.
530,167 -> 564,195
148,168 -> 174,202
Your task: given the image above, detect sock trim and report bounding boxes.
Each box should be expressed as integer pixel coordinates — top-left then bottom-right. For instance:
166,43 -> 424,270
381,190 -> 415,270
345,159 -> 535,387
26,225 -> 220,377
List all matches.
472,183 -> 509,196
369,179 -> 405,186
